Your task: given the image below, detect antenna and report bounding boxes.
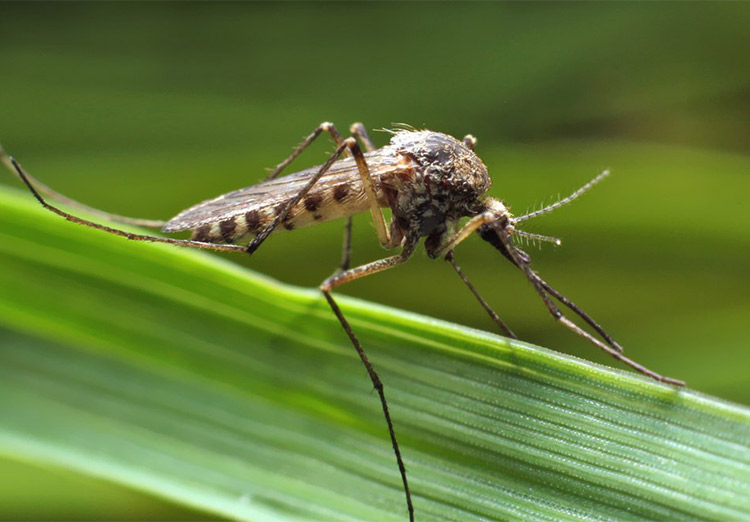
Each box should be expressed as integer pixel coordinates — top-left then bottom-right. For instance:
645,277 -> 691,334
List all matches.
513,229 -> 562,246
514,169 -> 610,223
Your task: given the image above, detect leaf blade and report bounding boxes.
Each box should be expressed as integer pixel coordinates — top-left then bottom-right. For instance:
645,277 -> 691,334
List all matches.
0,185 -> 749,521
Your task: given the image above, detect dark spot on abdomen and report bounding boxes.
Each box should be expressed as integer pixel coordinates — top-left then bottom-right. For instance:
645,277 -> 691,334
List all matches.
304,194 -> 322,211
333,185 -> 349,202
192,224 -> 212,242
220,218 -> 236,243
244,210 -> 260,231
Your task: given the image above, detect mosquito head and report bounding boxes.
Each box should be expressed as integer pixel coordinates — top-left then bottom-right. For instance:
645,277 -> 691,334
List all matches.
472,198 -> 520,262
473,206 -> 554,267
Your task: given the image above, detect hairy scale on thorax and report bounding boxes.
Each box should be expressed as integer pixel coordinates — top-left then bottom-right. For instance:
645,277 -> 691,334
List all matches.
379,130 -> 491,254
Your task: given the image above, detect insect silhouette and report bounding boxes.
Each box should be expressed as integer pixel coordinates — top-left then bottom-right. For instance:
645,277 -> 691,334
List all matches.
2,122 -> 684,521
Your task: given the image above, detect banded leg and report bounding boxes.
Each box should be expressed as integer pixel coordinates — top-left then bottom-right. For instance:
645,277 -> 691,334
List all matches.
489,221 -> 685,386
1,143 -> 165,228
320,238 -> 418,522
9,158 -> 247,253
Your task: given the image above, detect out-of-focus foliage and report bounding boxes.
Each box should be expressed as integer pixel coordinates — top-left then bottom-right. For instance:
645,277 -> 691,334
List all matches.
1,3 -> 748,519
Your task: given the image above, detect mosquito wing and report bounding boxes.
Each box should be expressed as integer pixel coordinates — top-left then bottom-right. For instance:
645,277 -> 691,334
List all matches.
162,149 -> 399,235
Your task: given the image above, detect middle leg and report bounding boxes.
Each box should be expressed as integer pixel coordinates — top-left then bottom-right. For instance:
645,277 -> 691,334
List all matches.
320,238 -> 418,522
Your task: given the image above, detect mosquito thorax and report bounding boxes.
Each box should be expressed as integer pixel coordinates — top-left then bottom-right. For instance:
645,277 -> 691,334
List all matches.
384,130 -> 492,240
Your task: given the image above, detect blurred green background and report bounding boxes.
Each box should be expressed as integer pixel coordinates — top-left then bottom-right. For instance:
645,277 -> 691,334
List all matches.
1,3 -> 749,519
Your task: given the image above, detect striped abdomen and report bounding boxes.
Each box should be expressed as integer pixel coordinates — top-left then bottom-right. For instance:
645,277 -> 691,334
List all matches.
189,182 -> 371,243
162,145 -> 411,244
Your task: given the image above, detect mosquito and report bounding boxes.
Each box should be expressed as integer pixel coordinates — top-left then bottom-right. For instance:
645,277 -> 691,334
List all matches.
1,122 -> 684,522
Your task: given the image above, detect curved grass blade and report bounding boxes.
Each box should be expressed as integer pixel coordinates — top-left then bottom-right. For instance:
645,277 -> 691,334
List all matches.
0,184 -> 749,521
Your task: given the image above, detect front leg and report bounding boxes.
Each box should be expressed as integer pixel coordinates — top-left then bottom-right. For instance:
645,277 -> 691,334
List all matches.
445,251 -> 517,339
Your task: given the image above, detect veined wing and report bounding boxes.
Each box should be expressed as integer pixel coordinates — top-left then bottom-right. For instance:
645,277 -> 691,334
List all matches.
162,149 -> 398,234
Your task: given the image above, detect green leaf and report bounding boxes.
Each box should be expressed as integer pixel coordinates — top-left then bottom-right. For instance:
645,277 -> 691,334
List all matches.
0,184 -> 748,521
